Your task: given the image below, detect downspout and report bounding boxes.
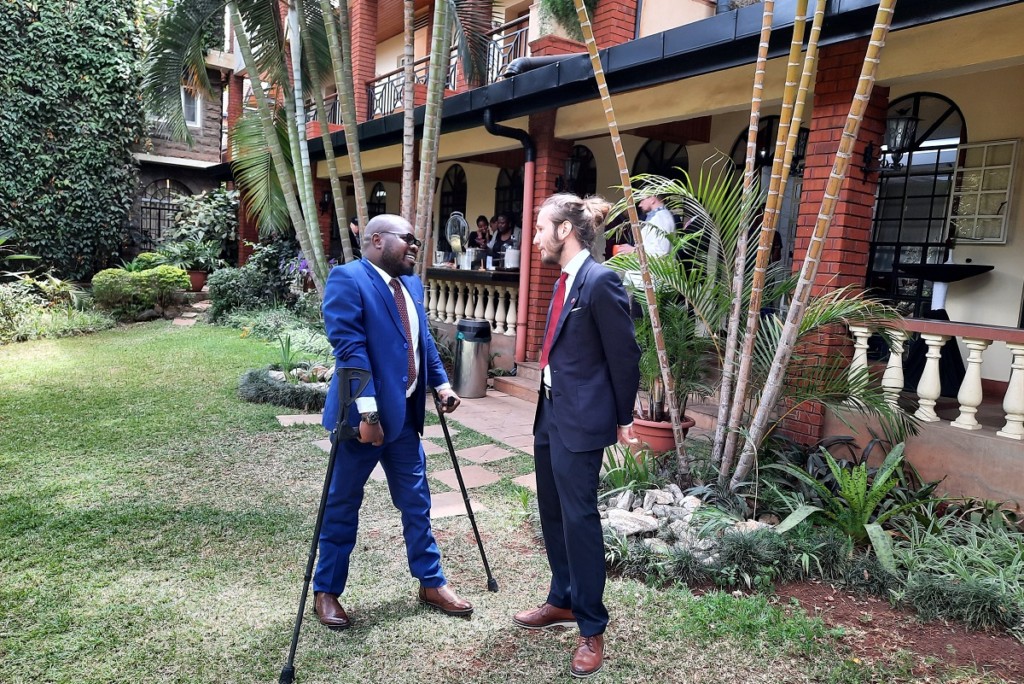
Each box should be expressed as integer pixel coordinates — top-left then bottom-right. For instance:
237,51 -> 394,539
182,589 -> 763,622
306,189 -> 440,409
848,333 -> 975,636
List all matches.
483,108 -> 535,364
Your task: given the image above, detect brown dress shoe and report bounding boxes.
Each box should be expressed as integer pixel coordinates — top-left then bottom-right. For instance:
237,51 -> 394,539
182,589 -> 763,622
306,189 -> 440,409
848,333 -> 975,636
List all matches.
512,603 -> 576,630
313,592 -> 351,631
570,634 -> 604,678
418,584 -> 473,616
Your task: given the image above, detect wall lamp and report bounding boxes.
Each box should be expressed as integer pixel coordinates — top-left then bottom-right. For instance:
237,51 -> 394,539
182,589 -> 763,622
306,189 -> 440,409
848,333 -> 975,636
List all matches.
318,190 -> 332,215
861,109 -> 920,177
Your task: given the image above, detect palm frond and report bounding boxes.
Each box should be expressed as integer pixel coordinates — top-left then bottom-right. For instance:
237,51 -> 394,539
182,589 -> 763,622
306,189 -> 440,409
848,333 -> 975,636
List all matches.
448,0 -> 498,86
230,111 -> 291,236
144,0 -> 224,144
234,0 -> 290,91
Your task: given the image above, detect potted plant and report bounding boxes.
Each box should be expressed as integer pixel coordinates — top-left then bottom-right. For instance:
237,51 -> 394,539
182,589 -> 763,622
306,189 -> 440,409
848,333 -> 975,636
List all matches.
156,239 -> 225,291
632,294 -> 715,453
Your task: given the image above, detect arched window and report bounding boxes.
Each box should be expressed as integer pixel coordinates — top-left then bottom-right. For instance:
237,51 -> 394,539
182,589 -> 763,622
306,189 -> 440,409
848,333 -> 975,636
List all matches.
729,115 -> 810,177
138,179 -> 192,249
438,165 -> 467,252
867,93 -> 966,317
494,167 -> 523,226
633,139 -> 687,182
563,145 -> 597,197
368,182 -> 388,217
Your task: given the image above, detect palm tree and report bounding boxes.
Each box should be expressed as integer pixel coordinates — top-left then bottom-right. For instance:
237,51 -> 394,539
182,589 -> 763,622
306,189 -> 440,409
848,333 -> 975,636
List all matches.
730,0 -> 900,490
571,0 -> 689,475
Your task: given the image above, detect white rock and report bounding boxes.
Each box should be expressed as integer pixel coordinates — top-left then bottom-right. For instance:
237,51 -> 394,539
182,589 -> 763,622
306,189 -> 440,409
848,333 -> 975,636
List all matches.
757,513 -> 781,526
269,370 -> 287,382
730,519 -> 771,534
615,491 -> 634,511
643,538 -> 671,554
679,495 -> 703,513
651,504 -> 671,519
643,490 -> 675,512
667,483 -> 684,503
605,509 -> 659,537
607,495 -> 619,509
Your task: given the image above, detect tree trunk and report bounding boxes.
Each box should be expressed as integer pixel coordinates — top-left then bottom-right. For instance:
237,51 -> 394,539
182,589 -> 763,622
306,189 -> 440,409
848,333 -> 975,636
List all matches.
715,0 -> 774,480
731,0 -> 898,491
400,0 -> 416,222
573,0 -> 690,476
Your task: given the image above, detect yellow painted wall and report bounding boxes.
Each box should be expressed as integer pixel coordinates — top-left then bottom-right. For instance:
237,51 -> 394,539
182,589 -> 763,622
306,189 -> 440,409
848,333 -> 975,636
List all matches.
376,34 -> 404,75
638,0 -> 715,38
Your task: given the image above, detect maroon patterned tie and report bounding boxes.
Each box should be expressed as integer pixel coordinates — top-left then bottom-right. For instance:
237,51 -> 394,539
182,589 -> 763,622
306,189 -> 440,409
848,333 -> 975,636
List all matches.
390,278 -> 417,390
539,272 -> 568,369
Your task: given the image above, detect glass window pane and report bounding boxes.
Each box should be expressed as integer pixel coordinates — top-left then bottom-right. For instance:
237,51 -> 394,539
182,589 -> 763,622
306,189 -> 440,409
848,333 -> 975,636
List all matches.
976,218 -> 1003,240
872,245 -> 895,271
979,193 -> 1007,215
899,245 -> 923,264
983,168 -> 1011,191
964,146 -> 985,166
901,220 -> 930,242
986,143 -> 1014,166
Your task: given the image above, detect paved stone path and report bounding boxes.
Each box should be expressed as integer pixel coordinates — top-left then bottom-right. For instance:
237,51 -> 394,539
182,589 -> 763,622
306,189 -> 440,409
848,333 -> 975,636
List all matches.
279,387 -> 538,519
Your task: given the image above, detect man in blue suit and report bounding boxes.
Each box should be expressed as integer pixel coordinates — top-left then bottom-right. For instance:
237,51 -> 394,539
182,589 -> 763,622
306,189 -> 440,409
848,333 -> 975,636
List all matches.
314,214 -> 472,630
512,194 -> 640,678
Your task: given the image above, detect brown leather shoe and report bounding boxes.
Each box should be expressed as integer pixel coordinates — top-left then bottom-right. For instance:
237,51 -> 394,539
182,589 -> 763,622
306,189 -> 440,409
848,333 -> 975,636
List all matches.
418,584 -> 473,617
570,634 -> 604,678
512,603 -> 576,630
313,592 -> 351,631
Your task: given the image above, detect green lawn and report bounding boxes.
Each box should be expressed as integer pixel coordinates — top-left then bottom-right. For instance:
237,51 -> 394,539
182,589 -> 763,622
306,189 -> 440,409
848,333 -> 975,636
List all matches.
0,321 -> 1002,683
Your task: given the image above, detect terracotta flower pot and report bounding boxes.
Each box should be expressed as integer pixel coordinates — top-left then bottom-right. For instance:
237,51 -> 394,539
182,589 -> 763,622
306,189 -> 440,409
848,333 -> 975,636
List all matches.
633,415 -> 696,454
187,269 -> 208,292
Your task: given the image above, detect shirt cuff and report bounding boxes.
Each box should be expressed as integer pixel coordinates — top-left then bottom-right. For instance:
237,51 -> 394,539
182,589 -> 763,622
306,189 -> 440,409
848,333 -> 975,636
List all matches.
434,383 -> 451,392
355,397 -> 377,413
618,422 -> 633,429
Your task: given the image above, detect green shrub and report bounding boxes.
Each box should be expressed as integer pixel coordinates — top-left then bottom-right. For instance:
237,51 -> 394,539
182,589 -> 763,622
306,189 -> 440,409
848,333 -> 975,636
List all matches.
208,268 -> 279,321
903,574 -> 1022,632
92,265 -> 189,318
713,528 -> 794,590
169,186 -> 239,263
10,308 -> 115,342
843,553 -> 900,600
122,252 -> 163,272
664,546 -> 711,586
785,524 -> 852,580
238,367 -> 327,411
0,281 -> 40,343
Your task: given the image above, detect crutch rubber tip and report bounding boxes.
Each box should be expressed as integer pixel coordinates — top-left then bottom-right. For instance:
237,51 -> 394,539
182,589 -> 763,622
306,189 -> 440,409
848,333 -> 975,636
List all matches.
487,578 -> 499,593
279,665 -> 295,684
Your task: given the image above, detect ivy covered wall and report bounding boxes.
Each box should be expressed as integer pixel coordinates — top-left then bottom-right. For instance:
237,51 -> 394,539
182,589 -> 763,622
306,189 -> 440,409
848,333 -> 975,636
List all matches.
0,1 -> 145,281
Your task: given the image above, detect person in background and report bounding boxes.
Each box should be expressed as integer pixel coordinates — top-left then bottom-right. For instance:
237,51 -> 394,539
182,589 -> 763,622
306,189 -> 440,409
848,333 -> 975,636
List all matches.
348,218 -> 362,259
314,214 -> 472,632
513,193 -> 640,678
469,215 -> 491,250
488,213 -> 518,266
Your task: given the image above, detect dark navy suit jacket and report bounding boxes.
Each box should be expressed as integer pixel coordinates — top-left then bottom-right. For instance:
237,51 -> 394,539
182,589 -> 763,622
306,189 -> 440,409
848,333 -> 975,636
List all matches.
321,259 -> 448,441
540,255 -> 640,452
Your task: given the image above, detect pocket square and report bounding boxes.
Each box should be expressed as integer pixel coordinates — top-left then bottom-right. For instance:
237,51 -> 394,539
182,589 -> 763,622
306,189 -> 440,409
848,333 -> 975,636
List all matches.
569,306 -> 583,312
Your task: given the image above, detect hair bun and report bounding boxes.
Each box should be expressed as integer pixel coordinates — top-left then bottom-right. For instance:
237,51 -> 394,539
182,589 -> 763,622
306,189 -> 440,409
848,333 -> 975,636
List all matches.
583,196 -> 612,228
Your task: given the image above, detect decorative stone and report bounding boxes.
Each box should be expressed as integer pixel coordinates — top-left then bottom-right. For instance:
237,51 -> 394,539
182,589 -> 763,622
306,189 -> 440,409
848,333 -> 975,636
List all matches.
615,491 -> 634,511
665,506 -> 692,523
651,504 -> 671,519
757,513 -> 781,526
679,495 -> 703,513
731,519 -> 771,534
667,483 -> 684,503
605,508 -> 659,536
269,370 -> 287,382
607,495 -> 619,509
136,309 -> 161,322
642,489 -> 674,512
643,538 -> 671,555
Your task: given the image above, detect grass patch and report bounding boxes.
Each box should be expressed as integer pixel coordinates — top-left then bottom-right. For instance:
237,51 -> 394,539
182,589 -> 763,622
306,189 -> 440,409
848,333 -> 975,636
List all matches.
0,322 -> 1003,683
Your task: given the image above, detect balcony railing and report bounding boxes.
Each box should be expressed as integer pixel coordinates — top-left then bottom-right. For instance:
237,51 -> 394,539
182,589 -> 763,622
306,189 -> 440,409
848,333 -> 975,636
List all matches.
485,16 -> 530,84
305,93 -> 342,126
848,320 -> 1024,440
365,16 -> 530,119
426,268 -> 519,337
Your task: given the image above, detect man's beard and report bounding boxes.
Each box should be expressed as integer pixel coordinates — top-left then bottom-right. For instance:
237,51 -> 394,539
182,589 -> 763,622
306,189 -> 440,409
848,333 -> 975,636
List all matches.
382,248 -> 415,277
540,239 -> 563,266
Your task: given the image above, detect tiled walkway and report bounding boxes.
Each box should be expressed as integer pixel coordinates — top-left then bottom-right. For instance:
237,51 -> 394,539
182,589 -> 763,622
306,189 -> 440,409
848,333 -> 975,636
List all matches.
277,388 -> 539,518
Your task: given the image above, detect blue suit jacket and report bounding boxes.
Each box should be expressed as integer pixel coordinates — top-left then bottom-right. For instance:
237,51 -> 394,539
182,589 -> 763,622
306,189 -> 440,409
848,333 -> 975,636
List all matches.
539,255 -> 641,452
321,259 -> 448,442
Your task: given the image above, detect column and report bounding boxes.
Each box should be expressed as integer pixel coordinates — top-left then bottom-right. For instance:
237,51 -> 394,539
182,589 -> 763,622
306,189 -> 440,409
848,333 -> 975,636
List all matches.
915,333 -> 950,422
952,338 -> 990,430
881,330 -> 907,408
997,343 -> 1024,440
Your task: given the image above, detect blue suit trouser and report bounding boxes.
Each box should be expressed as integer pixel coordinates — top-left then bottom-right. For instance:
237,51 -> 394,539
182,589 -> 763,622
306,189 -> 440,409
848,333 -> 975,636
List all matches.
313,407 -> 446,595
533,395 -> 608,637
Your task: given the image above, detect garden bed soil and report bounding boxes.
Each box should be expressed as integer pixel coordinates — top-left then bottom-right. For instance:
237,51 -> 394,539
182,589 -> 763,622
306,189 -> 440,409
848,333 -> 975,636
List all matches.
775,581 -> 1024,681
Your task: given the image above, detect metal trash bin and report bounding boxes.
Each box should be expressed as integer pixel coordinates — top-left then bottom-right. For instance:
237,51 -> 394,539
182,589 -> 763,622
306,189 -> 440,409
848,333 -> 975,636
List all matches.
453,319 -> 491,398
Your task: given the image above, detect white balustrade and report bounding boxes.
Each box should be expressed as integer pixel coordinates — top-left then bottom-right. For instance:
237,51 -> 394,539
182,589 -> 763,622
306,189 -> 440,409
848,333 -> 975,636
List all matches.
483,285 -> 496,330
494,287 -> 507,334
847,325 -> 871,407
998,343 -> 1024,440
444,281 -> 456,323
505,288 -> 518,336
915,333 -> 949,422
473,284 -> 486,321
952,338 -> 991,430
844,321 -> 1024,442
425,274 -> 519,337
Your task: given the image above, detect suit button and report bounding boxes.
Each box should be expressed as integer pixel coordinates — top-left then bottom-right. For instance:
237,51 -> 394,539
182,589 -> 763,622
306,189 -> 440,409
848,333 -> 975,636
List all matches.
404,343 -> 409,349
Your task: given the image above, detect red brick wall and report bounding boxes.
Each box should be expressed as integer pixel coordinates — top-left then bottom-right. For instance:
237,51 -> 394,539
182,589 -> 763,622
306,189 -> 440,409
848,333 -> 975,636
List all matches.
530,34 -> 585,57
350,0 -> 378,122
781,37 -> 888,443
592,0 -> 637,47
525,112 -> 573,362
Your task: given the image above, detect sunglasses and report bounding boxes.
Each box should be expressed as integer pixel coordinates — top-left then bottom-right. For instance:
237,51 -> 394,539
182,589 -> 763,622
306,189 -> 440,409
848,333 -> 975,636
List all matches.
380,231 -> 422,247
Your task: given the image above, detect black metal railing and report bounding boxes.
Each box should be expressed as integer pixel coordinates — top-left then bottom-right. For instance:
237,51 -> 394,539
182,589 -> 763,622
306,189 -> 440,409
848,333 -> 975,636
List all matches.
485,16 -> 530,84
305,93 -> 342,126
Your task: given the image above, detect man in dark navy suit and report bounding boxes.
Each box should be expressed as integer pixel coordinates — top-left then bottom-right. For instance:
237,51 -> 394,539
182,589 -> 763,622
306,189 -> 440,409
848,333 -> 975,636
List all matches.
512,194 -> 640,678
314,214 -> 472,630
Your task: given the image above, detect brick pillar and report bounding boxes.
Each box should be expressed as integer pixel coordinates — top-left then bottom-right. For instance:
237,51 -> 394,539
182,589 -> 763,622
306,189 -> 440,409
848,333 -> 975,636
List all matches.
314,177 -> 333,257
592,0 -> 637,48
529,34 -> 585,56
782,37 -> 888,443
525,111 -> 573,363
350,0 -> 378,122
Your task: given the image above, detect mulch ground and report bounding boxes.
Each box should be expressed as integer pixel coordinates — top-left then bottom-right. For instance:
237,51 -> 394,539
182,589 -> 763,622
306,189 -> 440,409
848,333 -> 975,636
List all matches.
775,581 -> 1024,682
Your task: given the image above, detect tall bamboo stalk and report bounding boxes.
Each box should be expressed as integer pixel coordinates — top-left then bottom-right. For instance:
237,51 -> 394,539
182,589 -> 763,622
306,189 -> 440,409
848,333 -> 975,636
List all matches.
720,0 -> 810,482
300,0 -> 354,263
322,0 -> 368,227
713,0 -> 775,477
731,0 -> 898,490
572,0 -> 689,474
400,0 -> 416,221
414,0 -> 454,279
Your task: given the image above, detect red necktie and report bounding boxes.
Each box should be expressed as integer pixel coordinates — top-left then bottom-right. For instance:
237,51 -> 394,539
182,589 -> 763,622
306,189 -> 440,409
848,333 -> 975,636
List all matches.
390,279 -> 417,390
539,272 -> 568,369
